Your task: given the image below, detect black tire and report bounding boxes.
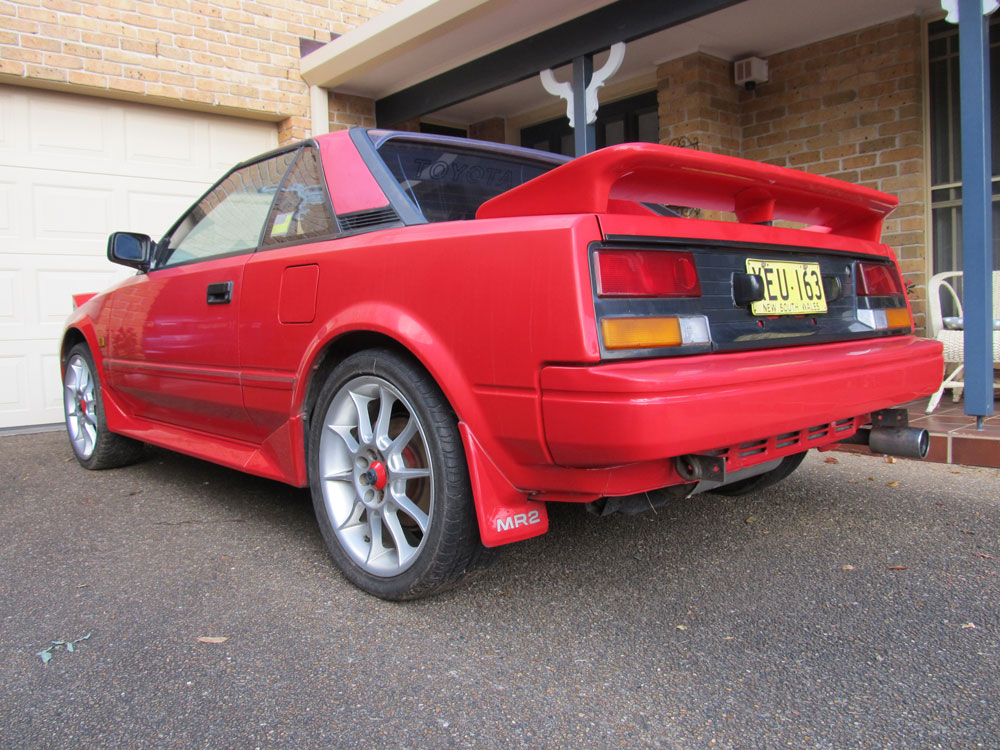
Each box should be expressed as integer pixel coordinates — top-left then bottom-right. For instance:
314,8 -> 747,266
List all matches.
711,451 -> 808,496
308,349 -> 493,600
62,343 -> 146,470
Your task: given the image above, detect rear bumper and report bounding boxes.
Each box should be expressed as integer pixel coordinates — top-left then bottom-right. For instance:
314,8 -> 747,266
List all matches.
540,335 -> 943,467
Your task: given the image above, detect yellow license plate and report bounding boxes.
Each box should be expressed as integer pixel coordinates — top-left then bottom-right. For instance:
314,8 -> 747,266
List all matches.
745,259 -> 827,315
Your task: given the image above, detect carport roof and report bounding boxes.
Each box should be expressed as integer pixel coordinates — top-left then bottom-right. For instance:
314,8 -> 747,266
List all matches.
300,0 -> 941,124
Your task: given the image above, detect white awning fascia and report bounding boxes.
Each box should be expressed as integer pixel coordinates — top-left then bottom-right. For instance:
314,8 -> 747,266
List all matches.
300,0 -> 493,90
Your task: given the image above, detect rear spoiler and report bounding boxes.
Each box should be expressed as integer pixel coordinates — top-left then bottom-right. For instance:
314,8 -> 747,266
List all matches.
477,143 -> 897,242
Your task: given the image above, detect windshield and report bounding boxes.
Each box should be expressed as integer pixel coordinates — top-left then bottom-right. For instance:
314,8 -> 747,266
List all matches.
375,138 -> 562,222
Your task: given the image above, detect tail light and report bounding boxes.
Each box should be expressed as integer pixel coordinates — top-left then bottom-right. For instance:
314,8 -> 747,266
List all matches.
596,250 -> 701,298
855,261 -> 910,331
856,262 -> 904,297
593,249 -> 710,353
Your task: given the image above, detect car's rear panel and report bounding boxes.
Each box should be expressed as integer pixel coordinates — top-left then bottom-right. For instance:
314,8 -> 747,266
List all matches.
591,214 -> 913,359
473,144 -> 942,497
539,335 -> 942,468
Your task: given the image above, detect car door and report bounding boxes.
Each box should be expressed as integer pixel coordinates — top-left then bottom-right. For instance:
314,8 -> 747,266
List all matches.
237,144 -> 342,442
105,150 -> 297,442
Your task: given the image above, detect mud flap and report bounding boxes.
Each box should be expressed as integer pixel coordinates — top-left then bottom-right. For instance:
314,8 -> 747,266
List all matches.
458,423 -> 548,547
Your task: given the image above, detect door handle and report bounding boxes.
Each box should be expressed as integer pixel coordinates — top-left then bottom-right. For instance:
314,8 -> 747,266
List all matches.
206,281 -> 233,305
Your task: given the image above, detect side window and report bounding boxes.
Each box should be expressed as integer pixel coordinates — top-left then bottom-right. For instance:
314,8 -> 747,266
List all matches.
160,152 -> 296,267
261,146 -> 338,247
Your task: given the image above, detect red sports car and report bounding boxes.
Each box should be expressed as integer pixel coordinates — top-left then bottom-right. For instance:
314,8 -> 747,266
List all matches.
62,129 -> 943,599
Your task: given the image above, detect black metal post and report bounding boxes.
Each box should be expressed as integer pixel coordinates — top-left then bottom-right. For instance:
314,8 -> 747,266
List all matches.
957,0 -> 995,427
572,54 -> 595,156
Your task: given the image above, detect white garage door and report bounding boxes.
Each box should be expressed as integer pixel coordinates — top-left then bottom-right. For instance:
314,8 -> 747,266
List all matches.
0,86 -> 279,429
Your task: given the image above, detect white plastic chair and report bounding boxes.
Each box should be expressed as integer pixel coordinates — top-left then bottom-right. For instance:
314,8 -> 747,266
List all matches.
924,270 -> 1000,413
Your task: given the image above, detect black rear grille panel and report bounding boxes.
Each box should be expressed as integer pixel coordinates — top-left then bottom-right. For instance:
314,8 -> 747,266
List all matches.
695,246 -> 861,352
591,238 -> 906,358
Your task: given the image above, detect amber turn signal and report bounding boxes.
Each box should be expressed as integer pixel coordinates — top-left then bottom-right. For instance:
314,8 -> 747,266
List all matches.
885,307 -> 912,329
858,307 -> 911,331
601,317 -> 683,350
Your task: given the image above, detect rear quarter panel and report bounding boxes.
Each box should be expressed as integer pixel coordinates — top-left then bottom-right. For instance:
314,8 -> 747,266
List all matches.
239,214 -> 604,469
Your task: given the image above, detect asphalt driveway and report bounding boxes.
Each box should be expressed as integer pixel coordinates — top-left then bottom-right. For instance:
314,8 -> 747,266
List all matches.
1,431 -> 998,748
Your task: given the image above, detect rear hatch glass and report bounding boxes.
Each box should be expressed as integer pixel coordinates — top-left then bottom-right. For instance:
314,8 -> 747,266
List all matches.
375,138 -> 562,222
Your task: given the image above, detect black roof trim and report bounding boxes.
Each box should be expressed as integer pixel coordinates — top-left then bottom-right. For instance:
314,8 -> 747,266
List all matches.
375,0 -> 748,126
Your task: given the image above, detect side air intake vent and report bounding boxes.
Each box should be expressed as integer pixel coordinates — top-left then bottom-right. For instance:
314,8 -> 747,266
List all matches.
338,206 -> 401,231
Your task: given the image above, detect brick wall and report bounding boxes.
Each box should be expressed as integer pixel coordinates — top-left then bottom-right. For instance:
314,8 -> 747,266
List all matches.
328,91 -> 375,132
656,52 -> 741,157
0,0 -> 400,144
655,17 -> 929,329
740,16 -> 926,325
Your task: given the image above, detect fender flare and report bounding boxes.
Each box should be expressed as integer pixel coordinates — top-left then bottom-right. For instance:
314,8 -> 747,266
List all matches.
295,304 -> 545,545
293,302 -> 491,436
60,318 -> 133,434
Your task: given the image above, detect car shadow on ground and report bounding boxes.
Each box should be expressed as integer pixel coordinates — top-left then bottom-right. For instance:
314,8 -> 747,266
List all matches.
101,443 -> 883,601
122,441 -> 793,594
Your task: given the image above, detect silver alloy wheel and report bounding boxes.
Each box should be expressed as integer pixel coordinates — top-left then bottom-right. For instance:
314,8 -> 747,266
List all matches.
317,375 -> 434,576
64,353 -> 98,459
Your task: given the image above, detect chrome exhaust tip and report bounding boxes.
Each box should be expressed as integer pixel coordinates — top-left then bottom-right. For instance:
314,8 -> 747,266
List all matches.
842,426 -> 930,460
838,408 -> 930,460
867,426 -> 930,460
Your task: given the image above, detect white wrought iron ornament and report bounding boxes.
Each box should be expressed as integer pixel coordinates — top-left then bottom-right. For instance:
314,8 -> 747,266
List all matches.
940,0 -> 999,23
540,42 -> 626,128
